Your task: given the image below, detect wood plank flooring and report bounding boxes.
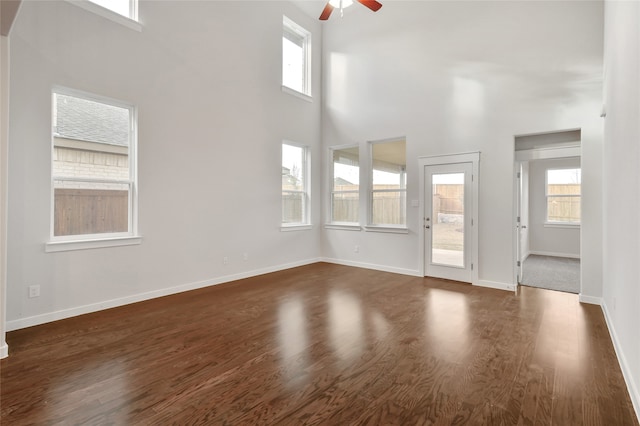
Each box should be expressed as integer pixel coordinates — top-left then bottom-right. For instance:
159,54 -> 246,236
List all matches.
1,263 -> 638,425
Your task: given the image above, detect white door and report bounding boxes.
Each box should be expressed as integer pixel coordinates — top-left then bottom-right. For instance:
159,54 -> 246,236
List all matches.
424,162 -> 474,282
515,163 -> 523,284
515,162 -> 530,286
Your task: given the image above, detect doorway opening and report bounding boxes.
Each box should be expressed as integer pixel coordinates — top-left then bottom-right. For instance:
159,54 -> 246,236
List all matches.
514,130 -> 581,294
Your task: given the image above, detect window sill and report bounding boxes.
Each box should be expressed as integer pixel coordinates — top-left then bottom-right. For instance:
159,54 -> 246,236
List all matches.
544,222 -> 580,229
281,224 -> 313,232
281,86 -> 312,103
46,236 -> 142,253
363,225 -> 409,234
325,223 -> 362,231
66,0 -> 142,32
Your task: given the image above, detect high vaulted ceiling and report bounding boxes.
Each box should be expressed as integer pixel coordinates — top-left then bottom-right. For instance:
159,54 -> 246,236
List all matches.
1,0 -> 21,36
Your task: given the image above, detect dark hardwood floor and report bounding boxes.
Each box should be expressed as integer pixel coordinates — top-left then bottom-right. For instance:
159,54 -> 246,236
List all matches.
1,263 -> 638,425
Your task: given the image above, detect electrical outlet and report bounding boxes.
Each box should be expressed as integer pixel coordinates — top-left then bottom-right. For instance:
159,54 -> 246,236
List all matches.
243,253 -> 248,261
223,256 -> 229,265
28,285 -> 40,298
354,245 -> 360,253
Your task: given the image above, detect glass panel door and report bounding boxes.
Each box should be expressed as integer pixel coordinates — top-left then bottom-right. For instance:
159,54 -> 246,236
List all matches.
425,162 -> 473,283
431,172 -> 465,267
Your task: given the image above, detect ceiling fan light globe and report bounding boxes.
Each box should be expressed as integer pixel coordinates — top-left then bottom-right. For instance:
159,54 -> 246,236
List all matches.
329,0 -> 354,8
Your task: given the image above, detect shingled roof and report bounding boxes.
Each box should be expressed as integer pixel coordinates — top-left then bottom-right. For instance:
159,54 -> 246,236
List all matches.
54,94 -> 129,147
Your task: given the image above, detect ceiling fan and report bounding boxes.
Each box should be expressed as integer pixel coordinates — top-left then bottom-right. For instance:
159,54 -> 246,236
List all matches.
320,0 -> 383,20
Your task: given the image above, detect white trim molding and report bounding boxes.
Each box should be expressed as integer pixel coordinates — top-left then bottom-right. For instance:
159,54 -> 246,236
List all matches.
321,257 -> 421,277
529,250 -> 580,259
477,280 -> 516,292
578,294 -> 602,305
602,301 -> 640,421
6,258 -> 321,331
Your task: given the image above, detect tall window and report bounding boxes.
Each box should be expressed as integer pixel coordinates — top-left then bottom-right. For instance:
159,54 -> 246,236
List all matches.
370,139 -> 407,226
52,89 -> 136,239
282,16 -> 311,97
331,146 -> 359,223
89,0 -> 137,20
282,143 -> 310,226
546,168 -> 581,224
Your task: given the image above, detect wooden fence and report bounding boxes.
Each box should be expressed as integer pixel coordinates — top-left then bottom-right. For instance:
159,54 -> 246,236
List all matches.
433,184 -> 464,216
54,189 -> 128,236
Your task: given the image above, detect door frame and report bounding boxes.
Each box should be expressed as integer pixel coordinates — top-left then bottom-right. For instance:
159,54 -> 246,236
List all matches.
418,152 -> 479,285
513,145 -> 581,290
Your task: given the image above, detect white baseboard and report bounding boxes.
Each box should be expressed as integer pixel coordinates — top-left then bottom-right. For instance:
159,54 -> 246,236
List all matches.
477,280 -> 516,292
529,250 -> 580,259
601,301 -> 640,422
321,257 -> 421,277
6,258 -> 322,332
578,294 -> 602,305
0,342 -> 7,359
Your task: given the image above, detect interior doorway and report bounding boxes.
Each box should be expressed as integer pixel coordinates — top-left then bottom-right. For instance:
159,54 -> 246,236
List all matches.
514,130 -> 582,294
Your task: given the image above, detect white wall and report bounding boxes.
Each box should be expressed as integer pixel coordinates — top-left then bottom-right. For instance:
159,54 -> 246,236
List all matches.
528,157 -> 581,258
321,1 -> 604,293
6,1 -> 323,329
602,0 -> 640,416
1,34 -> 9,358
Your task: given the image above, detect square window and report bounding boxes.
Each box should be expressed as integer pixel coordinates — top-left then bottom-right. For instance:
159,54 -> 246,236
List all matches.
283,16 -> 311,97
52,90 -> 137,239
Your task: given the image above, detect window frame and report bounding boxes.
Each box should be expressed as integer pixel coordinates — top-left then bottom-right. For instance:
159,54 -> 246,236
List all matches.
46,86 -> 140,252
281,141 -> 311,230
66,0 -> 142,32
366,138 -> 408,233
282,16 -> 312,100
328,144 -> 360,227
545,167 -> 581,226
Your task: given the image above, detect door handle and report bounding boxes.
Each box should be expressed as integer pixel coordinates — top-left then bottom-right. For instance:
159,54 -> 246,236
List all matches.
425,225 -> 430,229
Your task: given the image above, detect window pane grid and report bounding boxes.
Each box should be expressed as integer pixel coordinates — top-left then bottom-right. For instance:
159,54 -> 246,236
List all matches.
369,139 -> 407,227
546,168 -> 581,223
282,143 -> 309,225
52,89 -> 136,240
283,16 -> 311,96
331,146 -> 359,223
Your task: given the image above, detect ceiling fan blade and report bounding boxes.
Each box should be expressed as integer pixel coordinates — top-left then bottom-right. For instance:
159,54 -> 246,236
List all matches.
319,3 -> 334,20
356,0 -> 383,12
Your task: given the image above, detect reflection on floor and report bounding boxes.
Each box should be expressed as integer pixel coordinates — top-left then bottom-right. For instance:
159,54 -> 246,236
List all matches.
521,254 -> 580,294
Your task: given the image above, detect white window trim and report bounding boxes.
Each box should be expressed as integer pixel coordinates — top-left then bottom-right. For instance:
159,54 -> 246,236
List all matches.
324,223 -> 361,231
282,15 -> 312,98
368,138 -> 408,230
49,86 -> 140,249
363,225 -> 409,234
281,224 -> 313,232
281,86 -> 313,103
544,222 -> 580,229
545,167 -> 581,225
66,0 -> 142,32
45,236 -> 142,253
281,141 -> 311,228
328,144 -> 360,226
